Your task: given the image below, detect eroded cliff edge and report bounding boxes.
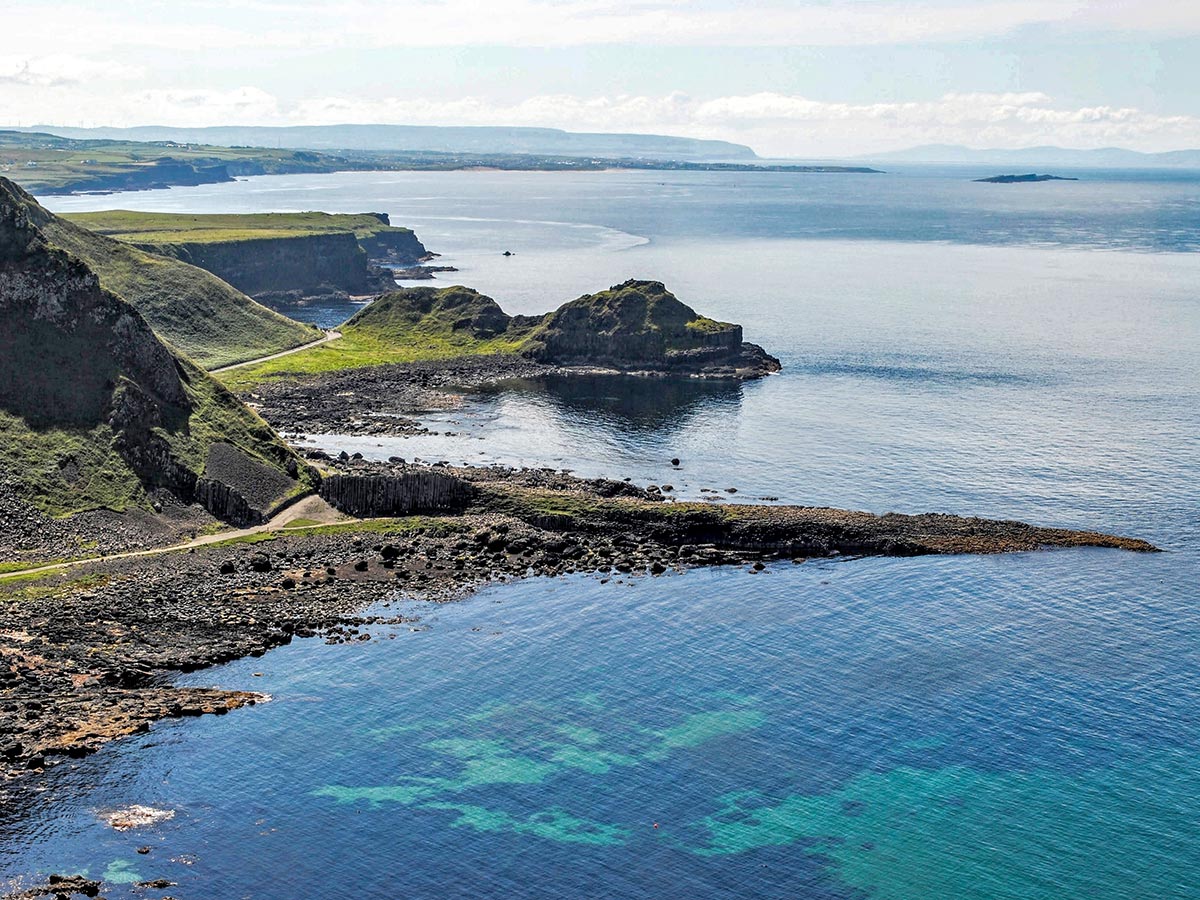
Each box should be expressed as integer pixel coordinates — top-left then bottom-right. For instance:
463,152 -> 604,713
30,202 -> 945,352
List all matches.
65,209 -> 429,303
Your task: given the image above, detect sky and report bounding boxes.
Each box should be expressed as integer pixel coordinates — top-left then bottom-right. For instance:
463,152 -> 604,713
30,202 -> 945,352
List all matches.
4,0 -> 1200,157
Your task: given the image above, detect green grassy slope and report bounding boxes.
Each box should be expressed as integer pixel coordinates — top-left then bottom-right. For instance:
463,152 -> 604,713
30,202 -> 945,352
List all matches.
221,285 -> 536,387
36,213 -> 321,369
63,210 -> 414,245
0,176 -> 312,522
0,357 -> 308,518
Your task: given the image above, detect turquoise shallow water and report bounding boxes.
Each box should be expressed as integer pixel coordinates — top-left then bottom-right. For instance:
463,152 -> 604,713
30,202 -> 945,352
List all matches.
3,555 -> 1196,899
7,167 -> 1199,898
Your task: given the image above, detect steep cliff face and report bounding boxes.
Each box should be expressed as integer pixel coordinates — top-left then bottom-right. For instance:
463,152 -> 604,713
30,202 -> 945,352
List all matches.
62,209 -> 430,300
522,280 -> 780,377
0,176 -> 312,540
354,215 -> 428,263
144,232 -> 390,297
0,201 -> 186,426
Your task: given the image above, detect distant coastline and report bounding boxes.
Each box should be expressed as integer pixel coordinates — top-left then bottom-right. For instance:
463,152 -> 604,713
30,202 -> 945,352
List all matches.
1,130 -> 881,197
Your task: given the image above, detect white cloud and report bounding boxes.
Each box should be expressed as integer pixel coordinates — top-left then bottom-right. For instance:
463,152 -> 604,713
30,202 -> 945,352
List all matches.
283,90 -> 1200,155
0,55 -> 143,87
6,0 -> 1200,53
116,87 -> 283,126
13,85 -> 1200,154
7,82 -> 1200,155
7,67 -> 1200,153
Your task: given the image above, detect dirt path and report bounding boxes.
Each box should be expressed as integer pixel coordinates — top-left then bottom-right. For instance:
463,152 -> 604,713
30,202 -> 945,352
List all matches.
0,495 -> 348,582
210,330 -> 342,374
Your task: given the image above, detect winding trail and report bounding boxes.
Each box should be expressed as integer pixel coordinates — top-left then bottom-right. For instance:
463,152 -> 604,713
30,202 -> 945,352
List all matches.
5,331 -> 351,582
211,330 -> 342,374
0,495 -> 348,583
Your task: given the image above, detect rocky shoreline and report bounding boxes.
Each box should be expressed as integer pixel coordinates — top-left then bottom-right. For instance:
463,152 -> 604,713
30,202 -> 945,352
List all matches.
241,353 -> 777,439
0,457 -> 1156,809
241,356 -> 557,437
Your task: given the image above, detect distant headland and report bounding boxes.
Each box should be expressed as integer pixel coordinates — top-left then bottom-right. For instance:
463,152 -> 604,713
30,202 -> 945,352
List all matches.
0,130 -> 881,196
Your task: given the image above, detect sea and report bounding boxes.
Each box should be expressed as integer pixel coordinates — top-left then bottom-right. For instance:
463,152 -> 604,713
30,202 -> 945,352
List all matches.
3,164 -> 1198,899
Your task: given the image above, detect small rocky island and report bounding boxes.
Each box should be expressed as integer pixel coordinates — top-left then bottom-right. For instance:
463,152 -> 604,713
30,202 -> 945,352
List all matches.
974,173 -> 1079,183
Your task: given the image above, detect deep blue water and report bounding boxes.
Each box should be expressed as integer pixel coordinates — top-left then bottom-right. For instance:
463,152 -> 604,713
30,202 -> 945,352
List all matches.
6,167 -> 1198,899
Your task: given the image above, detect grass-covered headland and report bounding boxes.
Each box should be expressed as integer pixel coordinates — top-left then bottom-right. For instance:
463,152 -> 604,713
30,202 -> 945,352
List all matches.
0,176 -> 314,563
13,188 -> 321,368
64,210 -> 429,299
221,280 -> 780,387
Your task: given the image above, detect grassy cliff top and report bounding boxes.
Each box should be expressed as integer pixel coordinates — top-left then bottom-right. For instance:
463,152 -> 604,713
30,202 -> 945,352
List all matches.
0,131 -> 348,193
63,210 -> 413,246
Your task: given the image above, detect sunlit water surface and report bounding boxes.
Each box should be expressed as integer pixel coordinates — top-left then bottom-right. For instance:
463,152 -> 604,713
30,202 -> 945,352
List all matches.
7,167 -> 1197,899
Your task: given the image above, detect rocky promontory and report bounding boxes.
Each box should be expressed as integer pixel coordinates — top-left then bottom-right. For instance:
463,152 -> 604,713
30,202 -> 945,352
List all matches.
522,279 -> 781,377
237,279 -> 781,388
63,210 -> 430,303
0,457 -> 1156,793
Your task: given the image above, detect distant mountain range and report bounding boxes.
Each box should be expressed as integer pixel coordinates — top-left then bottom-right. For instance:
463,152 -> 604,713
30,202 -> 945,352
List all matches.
857,143 -> 1200,168
16,124 -> 757,162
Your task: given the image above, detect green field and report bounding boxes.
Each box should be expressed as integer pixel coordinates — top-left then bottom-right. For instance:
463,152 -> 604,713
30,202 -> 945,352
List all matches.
221,286 -> 535,387
0,131 -> 350,194
64,210 -> 413,246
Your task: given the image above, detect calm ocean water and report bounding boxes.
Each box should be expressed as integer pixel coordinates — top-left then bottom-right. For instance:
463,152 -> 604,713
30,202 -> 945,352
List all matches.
8,167 -> 1199,899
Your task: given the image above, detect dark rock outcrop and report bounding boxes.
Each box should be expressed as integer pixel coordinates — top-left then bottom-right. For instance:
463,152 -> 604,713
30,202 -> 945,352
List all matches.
319,471 -> 474,517
522,280 -> 781,378
144,231 -> 392,297
974,173 -> 1079,183
0,186 -> 185,421
353,214 -> 429,263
